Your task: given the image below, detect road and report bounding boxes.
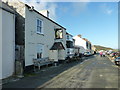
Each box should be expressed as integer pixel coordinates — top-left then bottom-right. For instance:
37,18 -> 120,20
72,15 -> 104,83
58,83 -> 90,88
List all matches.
3,54 -> 119,89
39,54 -> 119,88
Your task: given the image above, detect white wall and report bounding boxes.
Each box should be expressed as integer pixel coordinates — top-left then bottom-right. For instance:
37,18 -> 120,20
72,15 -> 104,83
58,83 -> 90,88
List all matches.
73,36 -> 87,53
55,31 -> 66,60
25,6 -> 66,66
1,9 -> 15,79
49,50 -> 58,61
0,1 -> 2,79
66,34 -> 75,56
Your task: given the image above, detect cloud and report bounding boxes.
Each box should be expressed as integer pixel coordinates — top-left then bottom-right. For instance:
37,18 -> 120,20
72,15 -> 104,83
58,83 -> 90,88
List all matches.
72,2 -> 89,15
57,2 -> 89,16
106,9 -> 113,14
100,3 -> 113,15
72,0 -> 90,15
20,0 -> 57,20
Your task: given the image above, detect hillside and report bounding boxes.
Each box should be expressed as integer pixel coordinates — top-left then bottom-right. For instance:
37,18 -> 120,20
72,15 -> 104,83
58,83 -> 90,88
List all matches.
94,45 -> 115,51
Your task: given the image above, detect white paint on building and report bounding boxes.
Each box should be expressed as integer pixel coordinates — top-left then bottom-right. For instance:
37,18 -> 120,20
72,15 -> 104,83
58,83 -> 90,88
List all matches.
0,2 -> 15,79
73,35 -> 87,53
25,5 -> 66,66
73,35 -> 92,54
49,50 -> 58,61
0,0 -> 2,80
2,0 -> 67,67
39,10 -> 49,18
66,33 -> 75,58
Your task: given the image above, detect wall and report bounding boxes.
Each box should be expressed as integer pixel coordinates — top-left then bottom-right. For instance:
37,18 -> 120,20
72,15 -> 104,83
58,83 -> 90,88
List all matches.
73,36 -> 87,53
0,1 -> 2,79
74,36 -> 93,53
66,34 -> 75,56
49,50 -> 58,61
1,9 -> 15,79
55,30 -> 66,60
2,0 -> 25,45
25,6 -> 66,66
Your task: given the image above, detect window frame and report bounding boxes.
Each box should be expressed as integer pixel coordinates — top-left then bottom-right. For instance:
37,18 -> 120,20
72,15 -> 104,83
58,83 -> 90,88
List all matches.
36,18 -> 43,34
55,29 -> 63,39
37,44 -> 44,59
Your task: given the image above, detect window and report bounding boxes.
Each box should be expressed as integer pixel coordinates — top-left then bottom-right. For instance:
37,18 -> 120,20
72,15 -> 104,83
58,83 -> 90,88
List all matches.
55,29 -> 63,39
36,18 -> 43,34
37,44 -> 44,59
86,42 -> 89,49
67,35 -> 69,39
66,41 -> 74,48
89,44 -> 91,50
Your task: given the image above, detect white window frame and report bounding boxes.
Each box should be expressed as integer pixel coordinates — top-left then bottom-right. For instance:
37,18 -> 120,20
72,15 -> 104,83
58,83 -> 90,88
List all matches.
36,18 -> 43,34
37,44 -> 44,59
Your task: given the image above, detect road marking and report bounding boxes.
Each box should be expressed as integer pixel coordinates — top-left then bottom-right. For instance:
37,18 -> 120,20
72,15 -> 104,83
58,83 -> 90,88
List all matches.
100,74 -> 103,77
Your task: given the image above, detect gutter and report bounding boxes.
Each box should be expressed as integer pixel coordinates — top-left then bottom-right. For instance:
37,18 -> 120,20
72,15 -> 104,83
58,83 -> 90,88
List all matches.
0,6 -> 15,15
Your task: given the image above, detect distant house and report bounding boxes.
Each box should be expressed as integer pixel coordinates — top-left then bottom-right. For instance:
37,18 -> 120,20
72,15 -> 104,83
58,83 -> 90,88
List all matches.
66,32 -> 75,58
3,0 -> 66,70
0,2 -> 15,79
73,35 -> 92,54
92,45 -> 97,54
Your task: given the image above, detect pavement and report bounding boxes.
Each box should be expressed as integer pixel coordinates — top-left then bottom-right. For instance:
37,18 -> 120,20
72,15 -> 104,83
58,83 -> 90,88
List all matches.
2,54 -> 120,89
2,57 -> 85,88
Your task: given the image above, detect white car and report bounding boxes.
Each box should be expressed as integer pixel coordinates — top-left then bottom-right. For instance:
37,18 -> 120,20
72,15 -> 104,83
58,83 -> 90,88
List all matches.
84,52 -> 91,56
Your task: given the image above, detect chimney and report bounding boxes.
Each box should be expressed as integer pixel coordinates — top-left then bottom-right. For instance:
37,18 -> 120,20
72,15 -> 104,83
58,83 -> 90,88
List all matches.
39,10 -> 49,18
77,34 -> 82,38
29,6 -> 34,11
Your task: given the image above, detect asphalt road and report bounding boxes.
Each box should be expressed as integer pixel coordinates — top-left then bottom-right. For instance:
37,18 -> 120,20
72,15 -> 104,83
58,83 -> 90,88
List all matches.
3,54 -> 119,89
39,54 -> 119,88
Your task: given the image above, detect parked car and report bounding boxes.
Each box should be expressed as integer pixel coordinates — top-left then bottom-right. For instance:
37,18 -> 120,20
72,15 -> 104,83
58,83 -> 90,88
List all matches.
110,52 -> 117,57
114,57 -> 120,65
84,52 -> 91,57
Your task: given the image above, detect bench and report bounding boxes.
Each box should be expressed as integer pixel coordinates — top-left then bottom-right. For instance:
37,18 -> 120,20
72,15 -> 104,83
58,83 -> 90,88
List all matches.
33,57 -> 53,71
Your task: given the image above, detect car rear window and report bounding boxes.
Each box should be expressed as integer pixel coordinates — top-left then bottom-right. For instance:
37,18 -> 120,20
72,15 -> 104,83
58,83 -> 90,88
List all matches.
117,57 -> 120,59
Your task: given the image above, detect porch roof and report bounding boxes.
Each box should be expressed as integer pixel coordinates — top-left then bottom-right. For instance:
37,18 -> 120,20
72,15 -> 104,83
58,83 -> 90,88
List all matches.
50,42 -> 65,50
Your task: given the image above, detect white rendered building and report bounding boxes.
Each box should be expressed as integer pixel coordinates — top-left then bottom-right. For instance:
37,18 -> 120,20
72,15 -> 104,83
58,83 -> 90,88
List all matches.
0,2 -> 15,79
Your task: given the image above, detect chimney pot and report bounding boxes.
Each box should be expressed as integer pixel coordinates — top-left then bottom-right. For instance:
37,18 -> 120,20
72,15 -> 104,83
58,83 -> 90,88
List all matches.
39,10 -> 49,18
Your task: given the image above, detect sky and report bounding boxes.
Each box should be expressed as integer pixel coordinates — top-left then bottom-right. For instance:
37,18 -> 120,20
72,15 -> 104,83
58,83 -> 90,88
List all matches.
20,0 -> 118,49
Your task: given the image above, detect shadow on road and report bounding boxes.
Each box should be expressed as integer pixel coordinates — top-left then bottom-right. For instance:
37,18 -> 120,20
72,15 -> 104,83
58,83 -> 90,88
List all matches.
3,55 -> 96,88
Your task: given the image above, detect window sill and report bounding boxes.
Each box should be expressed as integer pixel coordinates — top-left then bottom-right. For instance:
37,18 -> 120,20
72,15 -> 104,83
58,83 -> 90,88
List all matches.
54,38 -> 63,40
36,32 -> 44,36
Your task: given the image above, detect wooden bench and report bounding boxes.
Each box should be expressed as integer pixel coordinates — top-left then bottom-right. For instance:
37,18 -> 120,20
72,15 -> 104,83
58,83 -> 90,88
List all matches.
33,57 -> 53,71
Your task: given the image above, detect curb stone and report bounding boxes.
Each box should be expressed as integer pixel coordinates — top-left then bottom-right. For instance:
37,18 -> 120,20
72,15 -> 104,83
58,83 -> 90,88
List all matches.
106,55 -> 114,63
2,76 -> 22,85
